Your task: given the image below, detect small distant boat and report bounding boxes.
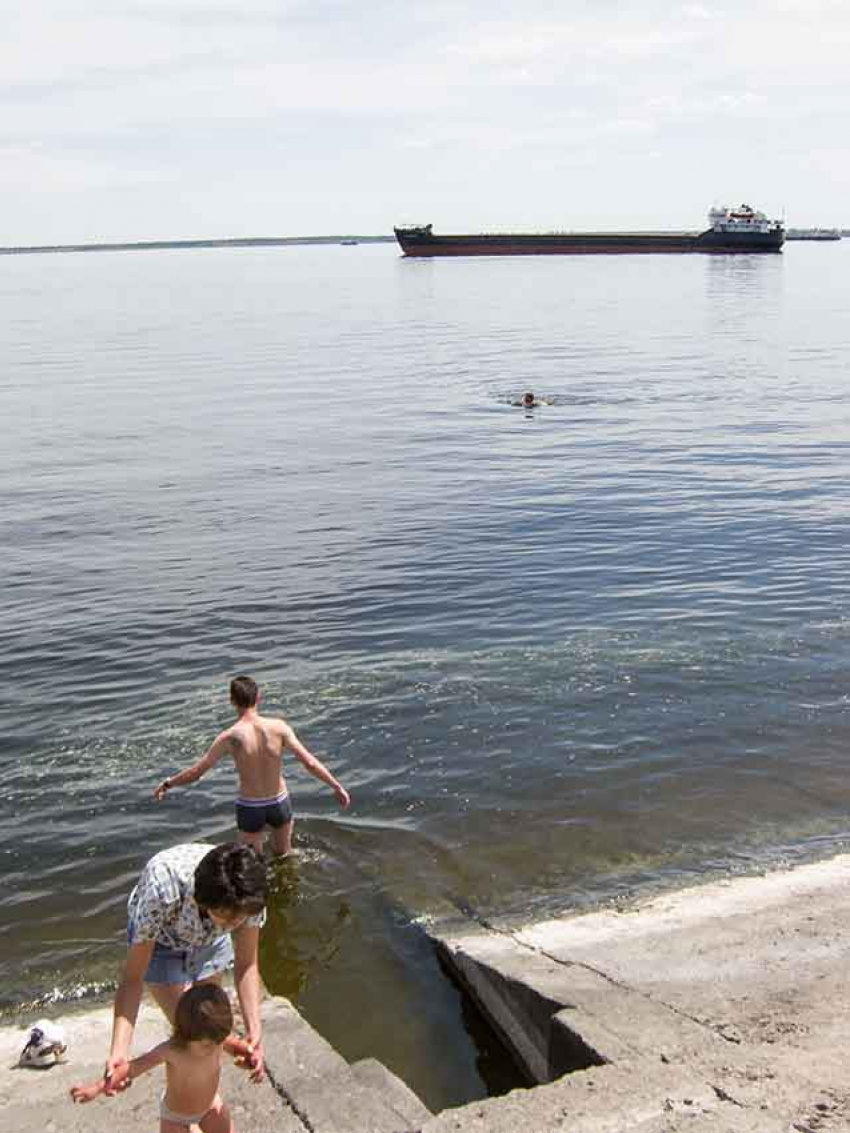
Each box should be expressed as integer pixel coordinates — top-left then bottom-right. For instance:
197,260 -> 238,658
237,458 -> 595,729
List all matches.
785,228 -> 842,241
394,204 -> 785,256
340,239 -> 359,246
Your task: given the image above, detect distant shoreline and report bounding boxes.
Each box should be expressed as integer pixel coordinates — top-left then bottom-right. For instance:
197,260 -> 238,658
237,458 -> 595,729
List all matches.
0,235 -> 395,256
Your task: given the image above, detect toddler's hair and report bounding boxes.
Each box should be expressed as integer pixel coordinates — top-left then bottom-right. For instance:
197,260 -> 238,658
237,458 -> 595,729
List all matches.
173,984 -> 233,1047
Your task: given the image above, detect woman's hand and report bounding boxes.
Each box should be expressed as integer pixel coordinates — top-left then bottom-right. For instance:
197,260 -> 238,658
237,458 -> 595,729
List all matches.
103,1055 -> 132,1096
246,1039 -> 264,1083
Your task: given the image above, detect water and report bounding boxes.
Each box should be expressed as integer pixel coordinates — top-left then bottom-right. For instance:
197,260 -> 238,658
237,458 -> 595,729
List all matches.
2,240 -> 850,1110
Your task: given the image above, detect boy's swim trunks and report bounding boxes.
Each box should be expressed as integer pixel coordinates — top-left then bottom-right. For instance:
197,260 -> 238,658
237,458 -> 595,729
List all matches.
235,790 -> 293,833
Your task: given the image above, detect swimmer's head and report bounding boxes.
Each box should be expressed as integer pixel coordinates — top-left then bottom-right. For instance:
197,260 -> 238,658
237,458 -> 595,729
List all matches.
523,392 -> 535,407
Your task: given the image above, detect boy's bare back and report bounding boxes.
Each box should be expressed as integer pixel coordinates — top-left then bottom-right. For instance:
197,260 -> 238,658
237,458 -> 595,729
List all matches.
154,677 -> 349,856
223,713 -> 292,800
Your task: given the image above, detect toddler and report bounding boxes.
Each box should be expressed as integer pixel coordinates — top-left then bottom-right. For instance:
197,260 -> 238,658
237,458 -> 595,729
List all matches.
71,983 -> 252,1132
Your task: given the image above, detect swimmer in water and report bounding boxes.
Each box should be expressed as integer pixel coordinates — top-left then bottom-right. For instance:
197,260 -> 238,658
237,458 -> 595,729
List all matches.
512,391 -> 550,408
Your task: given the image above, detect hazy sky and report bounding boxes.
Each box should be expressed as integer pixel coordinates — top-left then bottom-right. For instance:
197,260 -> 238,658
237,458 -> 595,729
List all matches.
3,0 -> 848,242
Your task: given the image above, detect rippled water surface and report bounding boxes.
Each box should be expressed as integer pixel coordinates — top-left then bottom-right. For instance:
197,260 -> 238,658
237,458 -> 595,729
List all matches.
2,241 -> 850,1108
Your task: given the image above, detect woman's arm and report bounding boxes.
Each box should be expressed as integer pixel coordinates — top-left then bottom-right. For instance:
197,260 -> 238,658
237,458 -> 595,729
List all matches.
232,922 -> 264,1082
105,940 -> 154,1093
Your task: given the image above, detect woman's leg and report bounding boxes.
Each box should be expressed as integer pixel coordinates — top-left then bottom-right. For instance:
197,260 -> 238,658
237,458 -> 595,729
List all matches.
148,981 -> 188,1024
148,971 -> 225,1024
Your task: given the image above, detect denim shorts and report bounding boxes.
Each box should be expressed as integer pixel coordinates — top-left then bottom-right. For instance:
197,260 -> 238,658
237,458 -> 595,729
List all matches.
134,934 -> 234,985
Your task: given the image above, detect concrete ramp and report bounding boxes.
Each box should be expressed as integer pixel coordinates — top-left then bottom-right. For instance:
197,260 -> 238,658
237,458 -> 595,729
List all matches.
425,855 -> 850,1132
436,925 -> 723,1081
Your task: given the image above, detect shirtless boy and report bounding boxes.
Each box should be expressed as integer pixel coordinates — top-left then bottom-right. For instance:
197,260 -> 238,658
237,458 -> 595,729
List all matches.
155,676 -> 350,856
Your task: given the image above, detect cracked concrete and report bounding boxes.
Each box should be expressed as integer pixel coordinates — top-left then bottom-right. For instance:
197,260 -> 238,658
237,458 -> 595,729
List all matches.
1,994 -> 431,1133
425,853 -> 850,1132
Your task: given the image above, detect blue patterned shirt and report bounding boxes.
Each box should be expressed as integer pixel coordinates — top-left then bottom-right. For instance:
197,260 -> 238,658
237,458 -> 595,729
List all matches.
127,843 -> 265,949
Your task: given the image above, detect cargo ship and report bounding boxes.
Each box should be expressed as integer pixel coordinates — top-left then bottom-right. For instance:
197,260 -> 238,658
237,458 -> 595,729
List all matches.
394,204 -> 784,257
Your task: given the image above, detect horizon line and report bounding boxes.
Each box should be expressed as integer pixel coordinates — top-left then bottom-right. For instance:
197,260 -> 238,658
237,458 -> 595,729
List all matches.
0,234 -> 397,256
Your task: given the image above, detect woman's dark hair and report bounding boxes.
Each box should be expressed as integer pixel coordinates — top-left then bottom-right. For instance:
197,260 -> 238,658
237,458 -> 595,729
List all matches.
173,984 -> 233,1047
230,675 -> 259,710
194,843 -> 266,916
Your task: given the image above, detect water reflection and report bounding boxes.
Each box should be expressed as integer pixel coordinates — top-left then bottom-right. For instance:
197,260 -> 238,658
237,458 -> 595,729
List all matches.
260,852 -> 352,1002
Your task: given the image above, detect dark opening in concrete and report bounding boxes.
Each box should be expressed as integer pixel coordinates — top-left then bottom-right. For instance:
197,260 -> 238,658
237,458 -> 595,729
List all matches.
436,949 -> 605,1091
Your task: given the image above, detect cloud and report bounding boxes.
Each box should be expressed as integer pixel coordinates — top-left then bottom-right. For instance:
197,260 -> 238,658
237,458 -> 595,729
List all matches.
1,0 -> 848,240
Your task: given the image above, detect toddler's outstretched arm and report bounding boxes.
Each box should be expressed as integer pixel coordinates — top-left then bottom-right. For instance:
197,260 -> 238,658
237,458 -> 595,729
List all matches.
71,1041 -> 168,1105
224,1033 -> 255,1069
70,1079 -> 105,1104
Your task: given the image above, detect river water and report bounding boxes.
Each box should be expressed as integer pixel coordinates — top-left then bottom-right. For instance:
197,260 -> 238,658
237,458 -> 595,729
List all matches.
2,239 -> 850,1109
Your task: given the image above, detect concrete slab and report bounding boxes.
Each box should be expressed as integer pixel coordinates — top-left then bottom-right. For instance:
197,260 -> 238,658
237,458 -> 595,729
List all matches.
350,1059 -> 434,1128
516,854 -> 850,1035
426,854 -> 850,1132
1,993 -> 433,1133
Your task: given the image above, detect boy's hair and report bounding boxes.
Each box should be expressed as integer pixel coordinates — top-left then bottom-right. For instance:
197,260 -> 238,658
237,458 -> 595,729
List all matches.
194,843 -> 267,916
230,675 -> 259,710
173,984 -> 233,1047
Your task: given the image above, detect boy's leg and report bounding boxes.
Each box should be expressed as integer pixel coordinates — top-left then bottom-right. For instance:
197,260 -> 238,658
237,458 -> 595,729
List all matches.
269,819 -> 294,857
200,1096 -> 234,1133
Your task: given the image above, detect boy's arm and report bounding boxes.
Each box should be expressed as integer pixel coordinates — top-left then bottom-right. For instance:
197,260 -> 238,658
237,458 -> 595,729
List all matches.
282,723 -> 350,808
154,731 -> 233,800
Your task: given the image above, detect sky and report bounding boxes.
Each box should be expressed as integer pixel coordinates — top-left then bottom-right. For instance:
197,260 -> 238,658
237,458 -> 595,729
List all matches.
2,0 -> 848,242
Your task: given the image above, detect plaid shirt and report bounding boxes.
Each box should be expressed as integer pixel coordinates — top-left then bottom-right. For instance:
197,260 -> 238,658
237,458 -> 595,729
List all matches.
127,843 -> 265,950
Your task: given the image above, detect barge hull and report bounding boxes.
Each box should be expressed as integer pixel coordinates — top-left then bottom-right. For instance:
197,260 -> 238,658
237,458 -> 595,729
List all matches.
394,229 -> 784,257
